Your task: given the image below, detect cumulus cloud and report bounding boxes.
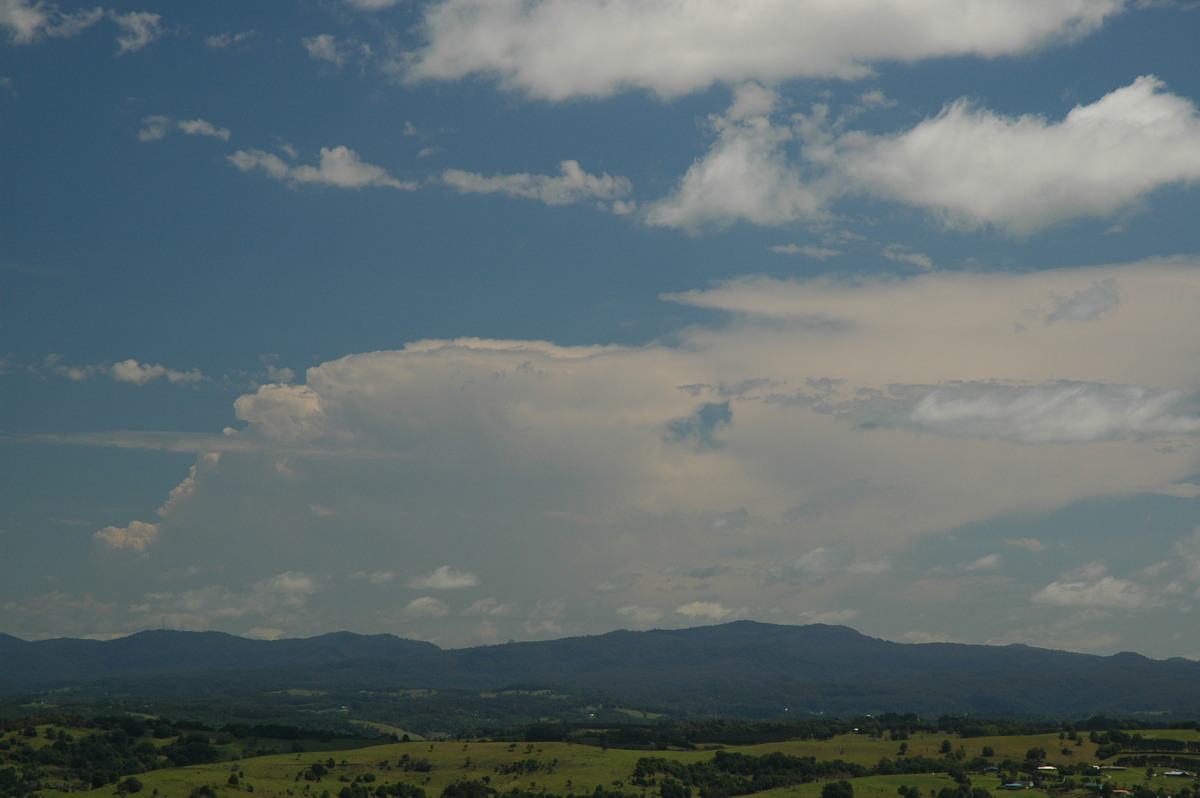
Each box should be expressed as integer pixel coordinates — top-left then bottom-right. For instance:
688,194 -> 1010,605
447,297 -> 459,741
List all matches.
94,454 -> 218,553
344,0 -> 405,9
616,605 -> 665,628
45,356 -> 205,385
0,0 -> 102,44
0,3 -> 162,53
960,554 -> 1002,572
229,146 -> 416,190
405,596 -> 450,617
110,359 -> 205,385
442,160 -> 632,210
636,75 -> 1200,236
1045,279 -> 1121,323
465,598 -> 515,616
1006,538 -> 1049,552
353,571 -> 396,584
110,10 -> 162,54
839,76 -> 1200,234
406,565 -> 480,590
253,571 -> 320,607
881,244 -> 934,271
772,244 -> 842,260
645,84 -> 829,231
675,601 -> 740,622
303,34 -> 371,68
93,520 -> 159,553
801,608 -> 861,625
138,116 -> 232,143
204,30 -> 253,49
233,383 -> 330,445
768,547 -> 855,584
404,0 -> 1125,100
1032,562 -> 1160,609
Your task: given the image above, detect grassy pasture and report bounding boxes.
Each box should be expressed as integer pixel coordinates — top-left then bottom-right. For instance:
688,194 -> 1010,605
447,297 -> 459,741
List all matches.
29,728 -> 1200,798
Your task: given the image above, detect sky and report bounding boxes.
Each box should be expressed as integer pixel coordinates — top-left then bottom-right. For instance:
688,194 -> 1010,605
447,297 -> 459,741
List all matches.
3,0 -> 1200,659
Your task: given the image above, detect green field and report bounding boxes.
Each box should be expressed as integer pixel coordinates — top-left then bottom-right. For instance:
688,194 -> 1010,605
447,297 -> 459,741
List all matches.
17,725 -> 1199,798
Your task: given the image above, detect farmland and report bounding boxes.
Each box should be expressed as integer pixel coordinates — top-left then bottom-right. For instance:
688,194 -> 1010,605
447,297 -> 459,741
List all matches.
4,716 -> 1199,798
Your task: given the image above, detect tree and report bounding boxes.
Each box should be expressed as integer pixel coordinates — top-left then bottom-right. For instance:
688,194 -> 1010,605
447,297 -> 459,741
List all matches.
822,781 -> 854,798
118,776 -> 145,795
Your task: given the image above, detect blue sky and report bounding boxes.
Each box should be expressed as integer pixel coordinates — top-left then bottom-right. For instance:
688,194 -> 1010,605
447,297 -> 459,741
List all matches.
4,0 -> 1200,658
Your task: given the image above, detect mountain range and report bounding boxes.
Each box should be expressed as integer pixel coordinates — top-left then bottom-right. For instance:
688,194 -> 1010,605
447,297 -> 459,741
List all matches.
3,622 -> 1199,719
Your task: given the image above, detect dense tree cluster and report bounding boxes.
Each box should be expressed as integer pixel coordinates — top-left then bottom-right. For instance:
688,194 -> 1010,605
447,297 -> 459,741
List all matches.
633,750 -> 868,798
441,780 -> 638,798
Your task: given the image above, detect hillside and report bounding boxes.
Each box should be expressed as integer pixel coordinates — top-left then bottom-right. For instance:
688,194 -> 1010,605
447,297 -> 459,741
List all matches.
3,622 -> 1199,718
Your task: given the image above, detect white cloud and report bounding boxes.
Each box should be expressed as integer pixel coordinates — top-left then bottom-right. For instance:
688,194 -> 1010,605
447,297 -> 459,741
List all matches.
1045,279 -> 1121,323
344,0 -> 405,9
302,34 -> 371,68
93,520 -> 159,553
902,381 -> 1200,444
675,601 -> 740,622
465,598 -> 515,616
405,596 -> 450,617
253,571 -> 320,607
442,159 -> 632,209
1005,537 -> 1049,552
176,118 -> 231,140
353,571 -> 396,584
644,76 -> 1200,236
801,608 -> 860,625
1032,563 -> 1159,609
110,358 -> 205,385
404,0 -> 1125,100
772,244 -> 842,260
645,84 -> 828,231
769,547 -> 854,584
87,260 -> 1200,643
233,383 -> 330,445
406,565 -> 480,590
45,356 -> 206,385
204,30 -> 253,49
881,244 -> 934,271
110,10 -> 162,54
0,0 -> 102,44
960,554 -> 1002,572
229,146 -> 417,190
94,453 -> 218,553
616,605 -> 665,628
839,76 -> 1200,234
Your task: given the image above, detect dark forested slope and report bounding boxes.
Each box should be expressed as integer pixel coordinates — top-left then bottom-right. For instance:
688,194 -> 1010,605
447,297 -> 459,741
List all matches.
3,622 -> 1199,718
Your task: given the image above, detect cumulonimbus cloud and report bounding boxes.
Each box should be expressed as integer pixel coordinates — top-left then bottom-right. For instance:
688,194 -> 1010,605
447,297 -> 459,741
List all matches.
90,261 -> 1200,644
